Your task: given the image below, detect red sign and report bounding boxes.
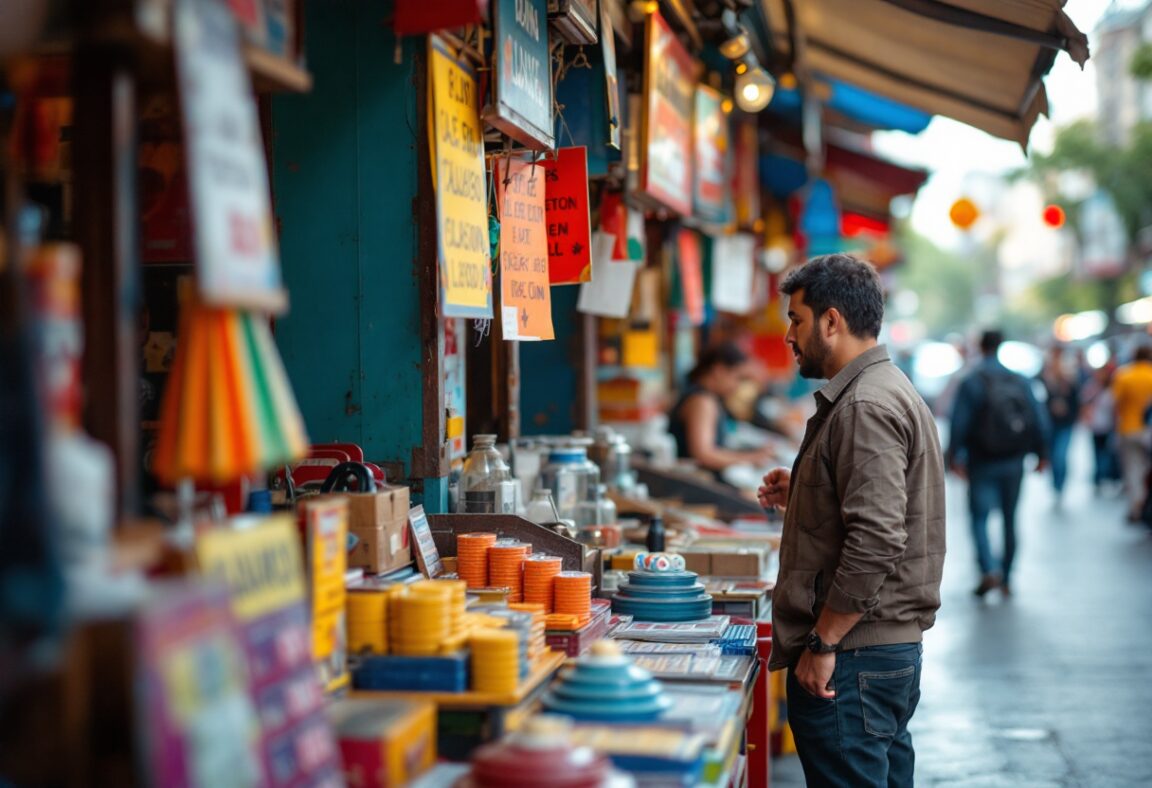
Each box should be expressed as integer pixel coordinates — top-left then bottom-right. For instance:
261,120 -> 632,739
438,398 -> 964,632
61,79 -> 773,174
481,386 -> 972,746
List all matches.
640,10 -> 696,216
542,147 -> 592,284
394,0 -> 488,34
678,229 -> 704,326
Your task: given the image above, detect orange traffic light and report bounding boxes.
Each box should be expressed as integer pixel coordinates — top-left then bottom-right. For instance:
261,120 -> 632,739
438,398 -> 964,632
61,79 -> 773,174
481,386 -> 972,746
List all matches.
949,197 -> 979,230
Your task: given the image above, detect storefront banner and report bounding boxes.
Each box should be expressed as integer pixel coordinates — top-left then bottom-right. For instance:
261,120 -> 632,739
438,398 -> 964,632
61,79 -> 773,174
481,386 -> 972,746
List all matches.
693,84 -> 731,225
640,10 -> 697,216
732,114 -> 760,230
174,0 -> 286,313
496,156 -> 555,340
601,0 -> 622,150
487,0 -> 555,150
677,229 -> 705,325
711,233 -> 757,314
430,36 -> 493,319
542,147 -> 592,284
578,232 -> 639,318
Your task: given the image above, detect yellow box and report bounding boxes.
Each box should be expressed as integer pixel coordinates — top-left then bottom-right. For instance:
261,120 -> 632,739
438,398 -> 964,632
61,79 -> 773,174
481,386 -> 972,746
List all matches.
329,698 -> 436,787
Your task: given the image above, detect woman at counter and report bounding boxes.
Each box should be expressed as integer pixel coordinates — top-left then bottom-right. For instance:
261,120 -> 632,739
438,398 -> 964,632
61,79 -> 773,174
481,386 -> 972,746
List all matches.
668,342 -> 775,477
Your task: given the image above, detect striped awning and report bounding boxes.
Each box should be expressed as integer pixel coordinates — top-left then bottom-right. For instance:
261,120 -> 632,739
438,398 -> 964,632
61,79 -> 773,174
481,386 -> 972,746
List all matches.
759,0 -> 1089,146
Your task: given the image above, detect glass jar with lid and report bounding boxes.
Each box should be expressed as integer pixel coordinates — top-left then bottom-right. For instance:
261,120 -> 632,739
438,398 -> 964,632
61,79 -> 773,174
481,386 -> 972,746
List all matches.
459,434 -> 513,513
538,444 -> 600,523
524,487 -> 561,525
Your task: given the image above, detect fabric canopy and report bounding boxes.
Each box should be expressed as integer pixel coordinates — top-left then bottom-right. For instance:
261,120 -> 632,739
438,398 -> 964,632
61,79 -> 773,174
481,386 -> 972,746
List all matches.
760,0 -> 1089,146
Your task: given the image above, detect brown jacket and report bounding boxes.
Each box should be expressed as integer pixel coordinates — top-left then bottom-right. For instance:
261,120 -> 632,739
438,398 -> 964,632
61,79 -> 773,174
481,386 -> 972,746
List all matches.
769,345 -> 946,670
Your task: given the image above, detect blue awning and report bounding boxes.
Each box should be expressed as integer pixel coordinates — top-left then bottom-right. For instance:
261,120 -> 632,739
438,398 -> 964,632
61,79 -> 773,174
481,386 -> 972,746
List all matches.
767,76 -> 932,135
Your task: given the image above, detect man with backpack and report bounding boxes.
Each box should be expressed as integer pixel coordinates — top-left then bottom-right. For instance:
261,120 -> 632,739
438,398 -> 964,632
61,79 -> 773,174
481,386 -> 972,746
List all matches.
947,330 -> 1050,597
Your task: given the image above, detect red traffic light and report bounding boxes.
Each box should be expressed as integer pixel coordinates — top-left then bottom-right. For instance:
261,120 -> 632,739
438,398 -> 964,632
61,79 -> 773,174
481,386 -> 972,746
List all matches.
1043,204 -> 1066,228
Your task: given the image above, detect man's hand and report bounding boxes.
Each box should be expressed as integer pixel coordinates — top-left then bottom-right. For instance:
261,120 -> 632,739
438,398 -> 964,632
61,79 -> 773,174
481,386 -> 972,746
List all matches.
1036,458 -> 1050,473
757,467 -> 791,510
794,650 -> 837,699
949,461 -> 967,481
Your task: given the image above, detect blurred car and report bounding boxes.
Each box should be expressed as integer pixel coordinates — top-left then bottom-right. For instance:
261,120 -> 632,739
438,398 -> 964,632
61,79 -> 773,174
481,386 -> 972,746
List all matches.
909,341 -> 965,411
997,340 -> 1044,378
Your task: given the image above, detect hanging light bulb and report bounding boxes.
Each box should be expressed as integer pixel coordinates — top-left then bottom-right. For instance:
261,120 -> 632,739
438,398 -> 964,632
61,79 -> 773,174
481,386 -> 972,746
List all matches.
735,65 -> 775,112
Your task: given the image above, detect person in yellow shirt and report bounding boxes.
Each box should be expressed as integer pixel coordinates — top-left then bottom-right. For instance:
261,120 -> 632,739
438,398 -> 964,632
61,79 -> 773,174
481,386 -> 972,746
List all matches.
1111,345 -> 1152,521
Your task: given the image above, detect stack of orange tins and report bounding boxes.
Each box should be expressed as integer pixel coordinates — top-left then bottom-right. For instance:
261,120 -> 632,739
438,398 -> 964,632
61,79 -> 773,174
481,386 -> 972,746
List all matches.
457,532 -> 497,588
488,540 -> 531,602
523,554 -> 563,612
554,571 -> 592,622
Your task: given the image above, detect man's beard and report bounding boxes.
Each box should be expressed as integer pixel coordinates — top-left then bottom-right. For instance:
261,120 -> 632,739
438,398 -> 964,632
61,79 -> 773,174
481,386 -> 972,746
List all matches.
796,332 -> 831,379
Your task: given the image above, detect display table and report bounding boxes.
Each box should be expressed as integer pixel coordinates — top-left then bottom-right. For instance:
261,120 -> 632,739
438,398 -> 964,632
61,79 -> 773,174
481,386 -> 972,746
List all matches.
350,650 -> 566,759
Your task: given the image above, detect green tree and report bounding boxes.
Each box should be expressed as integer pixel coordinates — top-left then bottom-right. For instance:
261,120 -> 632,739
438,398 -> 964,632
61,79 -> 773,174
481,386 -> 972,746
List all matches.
892,227 -> 980,337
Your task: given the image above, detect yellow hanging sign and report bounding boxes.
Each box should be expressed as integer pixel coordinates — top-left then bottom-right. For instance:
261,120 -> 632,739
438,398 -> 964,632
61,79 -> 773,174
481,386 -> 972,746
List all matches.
430,35 -> 493,318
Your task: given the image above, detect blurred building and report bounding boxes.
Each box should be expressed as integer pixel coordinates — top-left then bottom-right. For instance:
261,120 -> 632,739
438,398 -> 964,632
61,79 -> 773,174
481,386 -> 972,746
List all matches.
1096,1 -> 1152,146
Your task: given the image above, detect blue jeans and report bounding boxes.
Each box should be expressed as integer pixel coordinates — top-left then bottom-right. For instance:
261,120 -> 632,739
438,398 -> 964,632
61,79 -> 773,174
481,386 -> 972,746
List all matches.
787,643 -> 923,787
968,459 -> 1024,584
1049,425 -> 1074,493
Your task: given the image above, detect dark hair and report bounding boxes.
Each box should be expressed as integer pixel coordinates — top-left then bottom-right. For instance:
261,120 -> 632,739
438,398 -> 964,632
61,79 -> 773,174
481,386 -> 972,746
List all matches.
779,254 -> 883,338
1136,345 -> 1152,363
979,330 -> 1004,355
688,341 -> 748,383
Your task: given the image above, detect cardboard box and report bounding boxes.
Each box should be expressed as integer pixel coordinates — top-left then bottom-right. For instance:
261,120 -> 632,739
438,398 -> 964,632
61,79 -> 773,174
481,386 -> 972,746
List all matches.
710,549 -> 766,578
349,517 -> 412,575
343,486 -> 410,531
299,497 -> 350,693
677,549 -> 712,576
676,547 -> 767,578
329,698 -> 436,787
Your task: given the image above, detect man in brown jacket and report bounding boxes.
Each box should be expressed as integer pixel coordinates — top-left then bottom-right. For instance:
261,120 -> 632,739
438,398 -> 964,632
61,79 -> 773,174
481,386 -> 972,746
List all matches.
759,254 -> 946,787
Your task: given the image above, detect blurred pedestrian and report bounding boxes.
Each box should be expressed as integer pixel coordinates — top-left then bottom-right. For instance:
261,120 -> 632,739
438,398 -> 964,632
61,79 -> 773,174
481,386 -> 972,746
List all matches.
1111,345 -> 1152,521
947,330 -> 1049,597
1039,345 -> 1080,506
1080,361 -> 1120,494
758,254 -> 945,788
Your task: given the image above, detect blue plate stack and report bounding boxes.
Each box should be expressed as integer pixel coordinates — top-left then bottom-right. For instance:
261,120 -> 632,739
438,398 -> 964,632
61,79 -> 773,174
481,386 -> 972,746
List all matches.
610,568 -> 713,622
541,643 -> 673,722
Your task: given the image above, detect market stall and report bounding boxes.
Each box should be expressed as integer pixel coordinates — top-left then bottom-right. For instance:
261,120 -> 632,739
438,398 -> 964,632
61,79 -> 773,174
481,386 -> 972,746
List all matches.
11,0 -> 1091,784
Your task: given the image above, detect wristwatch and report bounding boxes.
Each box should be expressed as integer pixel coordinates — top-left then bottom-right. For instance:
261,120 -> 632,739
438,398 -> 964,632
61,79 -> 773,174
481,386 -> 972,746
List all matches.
805,631 -> 839,654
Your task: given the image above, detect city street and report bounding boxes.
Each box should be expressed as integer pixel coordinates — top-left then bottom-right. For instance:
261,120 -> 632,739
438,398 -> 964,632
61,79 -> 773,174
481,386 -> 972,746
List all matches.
772,428 -> 1152,787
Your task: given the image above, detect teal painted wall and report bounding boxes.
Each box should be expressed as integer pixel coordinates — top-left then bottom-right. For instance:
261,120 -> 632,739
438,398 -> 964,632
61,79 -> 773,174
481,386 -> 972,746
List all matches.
272,1 -> 436,505
520,285 -> 582,435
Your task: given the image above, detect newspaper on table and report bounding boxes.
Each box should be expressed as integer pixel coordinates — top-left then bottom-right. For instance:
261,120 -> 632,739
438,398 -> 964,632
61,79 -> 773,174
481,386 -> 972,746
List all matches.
616,641 -> 723,656
609,615 -> 731,643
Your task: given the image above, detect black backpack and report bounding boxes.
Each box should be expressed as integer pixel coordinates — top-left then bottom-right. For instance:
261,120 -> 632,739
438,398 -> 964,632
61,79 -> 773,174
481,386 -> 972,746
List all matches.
971,370 -> 1042,458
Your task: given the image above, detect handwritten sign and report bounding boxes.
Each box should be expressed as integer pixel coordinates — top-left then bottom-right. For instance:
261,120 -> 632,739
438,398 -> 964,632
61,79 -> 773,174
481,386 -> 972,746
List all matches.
694,84 -> 731,224
430,35 -> 493,318
677,229 -> 705,325
497,157 -> 554,340
711,233 -> 756,314
487,0 -> 554,150
640,10 -> 696,216
175,0 -> 286,312
541,147 -> 592,284
408,505 -> 444,578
